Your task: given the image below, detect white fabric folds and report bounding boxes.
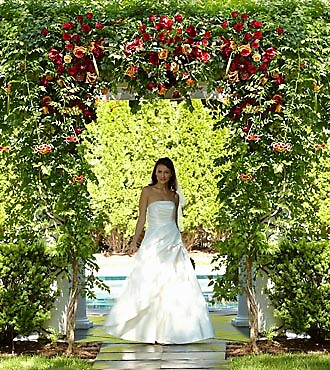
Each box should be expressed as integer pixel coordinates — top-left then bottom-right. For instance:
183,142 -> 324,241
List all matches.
104,201 -> 214,344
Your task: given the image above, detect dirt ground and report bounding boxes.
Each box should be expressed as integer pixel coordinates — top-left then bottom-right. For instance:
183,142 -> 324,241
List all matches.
1,338 -> 329,360
226,338 -> 330,358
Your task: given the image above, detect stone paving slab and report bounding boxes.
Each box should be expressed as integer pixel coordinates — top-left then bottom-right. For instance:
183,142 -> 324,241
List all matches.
92,340 -> 228,370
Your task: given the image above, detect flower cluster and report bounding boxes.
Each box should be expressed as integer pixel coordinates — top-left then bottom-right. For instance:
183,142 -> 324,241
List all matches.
33,144 -> 54,154
272,142 -> 292,152
70,175 -> 85,183
0,145 -> 10,152
240,173 -> 254,181
41,12 -> 105,125
65,135 -> 79,144
314,143 -> 327,150
122,13 -> 214,98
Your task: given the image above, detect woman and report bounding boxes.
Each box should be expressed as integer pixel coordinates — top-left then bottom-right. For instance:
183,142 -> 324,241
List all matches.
105,157 -> 214,344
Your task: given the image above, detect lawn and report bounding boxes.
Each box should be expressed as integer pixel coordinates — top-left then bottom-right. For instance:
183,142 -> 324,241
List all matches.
0,355 -> 92,370
230,353 -> 330,370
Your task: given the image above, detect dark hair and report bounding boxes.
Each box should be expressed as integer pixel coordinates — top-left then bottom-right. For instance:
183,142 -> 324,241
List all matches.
149,157 -> 177,191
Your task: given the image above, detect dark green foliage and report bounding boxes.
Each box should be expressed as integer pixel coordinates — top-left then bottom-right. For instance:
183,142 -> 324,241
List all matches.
265,240 -> 330,341
0,238 -> 63,345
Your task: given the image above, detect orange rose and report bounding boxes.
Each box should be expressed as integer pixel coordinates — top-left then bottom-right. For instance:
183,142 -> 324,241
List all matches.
239,44 -> 251,57
73,46 -> 86,58
64,55 -> 72,64
158,49 -> 169,60
186,78 -> 195,87
252,53 -> 261,62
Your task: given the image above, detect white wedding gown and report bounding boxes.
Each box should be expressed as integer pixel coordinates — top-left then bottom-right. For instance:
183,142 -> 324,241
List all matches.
104,200 -> 214,344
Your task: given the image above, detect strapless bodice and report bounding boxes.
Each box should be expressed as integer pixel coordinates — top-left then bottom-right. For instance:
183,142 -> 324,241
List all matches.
146,201 -> 176,227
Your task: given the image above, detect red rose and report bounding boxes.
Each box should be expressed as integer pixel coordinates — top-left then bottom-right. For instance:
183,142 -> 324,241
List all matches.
142,32 -> 151,41
259,62 -> 268,71
172,90 -> 180,99
241,13 -> 248,21
231,11 -> 239,18
200,51 -> 210,63
62,21 -> 75,30
174,14 -> 183,22
86,12 -> 93,19
244,32 -> 253,41
72,34 -> 81,44
186,25 -> 197,37
139,24 -> 146,33
48,48 -> 63,64
233,22 -> 244,32
247,64 -> 257,74
96,22 -> 104,29
148,51 -> 159,65
149,14 -> 157,22
57,64 -> 65,74
275,75 -> 285,85
250,20 -> 263,29
65,43 -> 74,51
204,30 -> 211,39
40,77 -> 49,86
253,31 -> 263,40
146,82 -> 156,90
158,32 -> 166,42
251,41 -> 259,49
68,65 -> 78,76
81,24 -> 91,34
76,15 -> 84,23
221,21 -> 229,28
276,26 -> 284,35
41,28 -> 48,36
62,32 -> 72,41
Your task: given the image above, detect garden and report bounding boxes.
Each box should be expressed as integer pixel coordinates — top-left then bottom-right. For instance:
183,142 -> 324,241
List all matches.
0,0 -> 329,368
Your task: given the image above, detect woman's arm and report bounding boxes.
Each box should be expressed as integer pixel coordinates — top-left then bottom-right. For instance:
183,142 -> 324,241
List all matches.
129,187 -> 149,254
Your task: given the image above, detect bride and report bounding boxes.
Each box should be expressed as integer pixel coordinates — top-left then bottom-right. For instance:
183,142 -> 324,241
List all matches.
104,157 -> 214,344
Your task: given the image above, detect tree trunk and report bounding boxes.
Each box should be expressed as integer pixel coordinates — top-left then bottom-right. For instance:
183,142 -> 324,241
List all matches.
66,250 -> 79,354
245,256 -> 259,352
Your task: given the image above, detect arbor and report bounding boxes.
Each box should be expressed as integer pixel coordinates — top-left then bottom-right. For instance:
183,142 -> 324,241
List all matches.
0,0 -> 329,351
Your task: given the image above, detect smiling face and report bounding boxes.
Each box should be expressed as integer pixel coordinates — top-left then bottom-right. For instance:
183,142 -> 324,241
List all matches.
155,164 -> 172,186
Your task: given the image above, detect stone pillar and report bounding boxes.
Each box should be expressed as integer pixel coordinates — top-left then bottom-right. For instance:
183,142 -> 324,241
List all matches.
75,268 -> 93,330
44,274 -> 69,334
256,272 -> 282,332
231,291 -> 249,327
75,293 -> 93,329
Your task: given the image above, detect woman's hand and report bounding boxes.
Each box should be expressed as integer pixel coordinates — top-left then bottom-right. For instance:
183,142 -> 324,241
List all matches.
127,240 -> 138,256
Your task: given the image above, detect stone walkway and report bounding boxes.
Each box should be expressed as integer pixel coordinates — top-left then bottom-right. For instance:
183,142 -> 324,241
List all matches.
76,313 -> 249,370
92,340 -> 228,370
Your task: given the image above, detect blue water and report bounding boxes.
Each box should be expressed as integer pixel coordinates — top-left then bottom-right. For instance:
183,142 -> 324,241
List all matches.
87,275 -> 237,312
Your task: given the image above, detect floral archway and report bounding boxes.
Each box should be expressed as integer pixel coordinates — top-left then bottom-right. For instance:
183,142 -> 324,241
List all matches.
1,1 -> 329,352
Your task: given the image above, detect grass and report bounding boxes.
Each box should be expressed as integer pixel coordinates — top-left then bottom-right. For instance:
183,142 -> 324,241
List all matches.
0,355 -> 92,370
230,353 -> 330,370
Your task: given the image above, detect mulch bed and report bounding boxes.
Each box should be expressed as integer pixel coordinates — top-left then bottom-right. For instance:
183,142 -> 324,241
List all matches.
0,340 -> 101,359
1,338 -> 329,360
226,338 -> 330,358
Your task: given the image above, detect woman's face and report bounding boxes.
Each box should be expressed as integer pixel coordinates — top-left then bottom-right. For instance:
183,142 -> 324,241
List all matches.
155,164 -> 172,185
